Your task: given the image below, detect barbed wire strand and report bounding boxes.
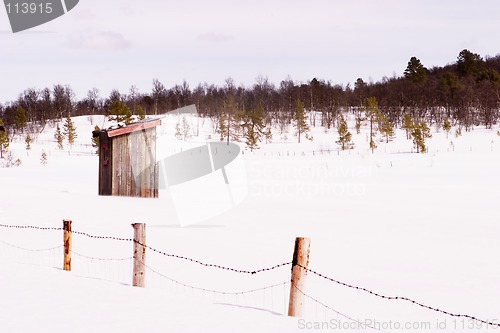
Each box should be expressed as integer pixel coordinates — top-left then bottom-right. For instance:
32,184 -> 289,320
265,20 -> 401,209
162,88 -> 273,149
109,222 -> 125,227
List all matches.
140,242 -> 292,275
0,238 -> 62,268
71,252 -> 132,284
72,251 -> 133,262
71,230 -> 133,242
70,229 -> 292,274
291,282 -> 381,331
0,239 -> 63,252
135,255 -> 289,297
0,224 -> 62,231
297,264 -> 500,328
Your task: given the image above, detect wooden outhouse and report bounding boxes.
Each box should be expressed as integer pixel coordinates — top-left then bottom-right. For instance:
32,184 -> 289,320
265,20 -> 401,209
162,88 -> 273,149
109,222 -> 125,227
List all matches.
93,119 -> 161,198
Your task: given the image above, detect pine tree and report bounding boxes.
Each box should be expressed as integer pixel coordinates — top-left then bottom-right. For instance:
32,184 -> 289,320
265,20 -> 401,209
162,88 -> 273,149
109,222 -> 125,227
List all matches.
421,121 -> 432,140
137,105 -> 146,120
411,121 -> 432,153
25,134 -> 32,150
14,106 -> 27,133
379,114 -> 395,143
402,113 -> 413,140
335,115 -> 354,150
355,115 -> 364,134
369,135 -> 377,152
175,122 -> 182,140
91,125 -> 100,154
0,121 -> 9,159
293,99 -> 312,143
361,97 -> 379,152
175,116 -> 191,141
217,94 -> 242,144
244,124 -> 258,151
63,116 -> 77,146
411,125 -> 423,153
217,112 -> 228,142
242,105 -> 272,151
457,49 -> 485,77
181,116 -> 191,140
404,57 -> 427,84
55,124 -> 64,150
40,150 -> 48,165
443,118 -> 452,138
106,100 -> 133,124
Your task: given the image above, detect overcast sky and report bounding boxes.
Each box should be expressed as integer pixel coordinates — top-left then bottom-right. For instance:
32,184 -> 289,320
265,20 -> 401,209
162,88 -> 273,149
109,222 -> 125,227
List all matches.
1,0 -> 499,102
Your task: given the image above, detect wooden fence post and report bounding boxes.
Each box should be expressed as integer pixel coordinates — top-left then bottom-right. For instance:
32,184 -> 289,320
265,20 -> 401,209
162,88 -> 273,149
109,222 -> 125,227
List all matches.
63,220 -> 72,271
132,223 -> 146,287
288,237 -> 311,317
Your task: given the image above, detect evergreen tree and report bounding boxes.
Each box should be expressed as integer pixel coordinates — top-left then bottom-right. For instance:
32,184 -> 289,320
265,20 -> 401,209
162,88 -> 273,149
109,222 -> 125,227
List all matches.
476,69 -> 500,83
457,49 -> 485,77
136,105 -> 146,120
361,97 -> 379,152
181,116 -> 191,140
63,116 -> 77,146
91,125 -> 100,154
421,121 -> 432,140
404,57 -> 427,83
402,113 -> 414,140
442,118 -> 452,138
411,121 -> 432,153
25,134 -> 32,150
355,115 -> 364,134
439,72 -> 464,98
175,122 -> 182,140
293,99 -> 312,143
55,124 -> 64,150
218,94 -> 242,144
411,126 -> 424,153
244,125 -> 258,151
106,100 -> 133,124
335,115 -> 354,150
14,106 -> 27,133
242,104 -> 272,151
379,114 -> 395,143
0,121 -> 9,159
40,150 -> 48,165
217,112 -> 228,142
369,134 -> 377,152
175,116 -> 191,141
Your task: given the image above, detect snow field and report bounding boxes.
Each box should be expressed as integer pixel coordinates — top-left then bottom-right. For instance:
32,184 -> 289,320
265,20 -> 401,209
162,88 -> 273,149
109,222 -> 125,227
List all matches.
0,113 -> 499,332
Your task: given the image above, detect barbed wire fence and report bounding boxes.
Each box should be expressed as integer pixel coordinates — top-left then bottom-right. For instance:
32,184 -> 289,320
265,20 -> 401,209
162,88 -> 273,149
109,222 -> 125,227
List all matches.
0,238 -> 62,268
0,222 -> 293,316
0,222 -> 498,329
295,263 -> 500,328
71,251 -> 134,286
0,224 -> 63,268
290,282 -> 381,331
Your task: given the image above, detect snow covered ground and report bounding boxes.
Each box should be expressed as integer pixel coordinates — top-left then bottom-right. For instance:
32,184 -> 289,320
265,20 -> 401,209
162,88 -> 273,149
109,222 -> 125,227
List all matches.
0,114 -> 499,332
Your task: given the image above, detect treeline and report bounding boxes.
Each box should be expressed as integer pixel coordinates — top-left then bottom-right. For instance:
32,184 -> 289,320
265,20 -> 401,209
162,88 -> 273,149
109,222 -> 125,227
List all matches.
1,49 -> 499,135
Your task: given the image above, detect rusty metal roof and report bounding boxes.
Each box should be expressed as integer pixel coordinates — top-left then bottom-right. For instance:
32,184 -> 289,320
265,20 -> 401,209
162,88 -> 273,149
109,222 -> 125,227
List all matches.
101,118 -> 162,138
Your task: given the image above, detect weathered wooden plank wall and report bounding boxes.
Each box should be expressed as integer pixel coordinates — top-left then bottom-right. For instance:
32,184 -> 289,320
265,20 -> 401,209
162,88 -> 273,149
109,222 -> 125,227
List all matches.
98,126 -> 158,198
98,132 -> 112,196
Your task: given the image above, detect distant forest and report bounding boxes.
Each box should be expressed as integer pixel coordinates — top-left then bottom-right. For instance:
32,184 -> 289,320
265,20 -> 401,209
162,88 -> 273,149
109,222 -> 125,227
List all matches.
1,49 -> 500,133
